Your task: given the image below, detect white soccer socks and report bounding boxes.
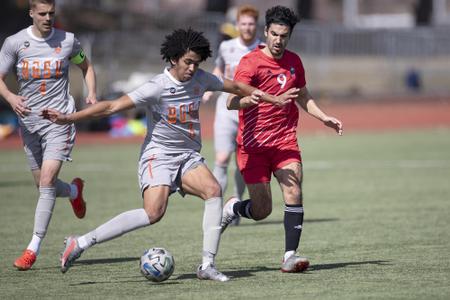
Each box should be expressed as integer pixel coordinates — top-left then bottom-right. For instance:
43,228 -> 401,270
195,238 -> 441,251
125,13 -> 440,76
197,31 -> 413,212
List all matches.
78,208 -> 150,250
202,197 -> 223,269
28,186 -> 56,253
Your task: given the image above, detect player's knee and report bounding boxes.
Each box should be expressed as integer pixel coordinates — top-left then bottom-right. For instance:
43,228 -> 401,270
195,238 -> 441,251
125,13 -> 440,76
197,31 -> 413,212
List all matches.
39,173 -> 57,187
203,182 -> 222,199
215,157 -> 229,166
144,207 -> 165,224
284,188 -> 302,204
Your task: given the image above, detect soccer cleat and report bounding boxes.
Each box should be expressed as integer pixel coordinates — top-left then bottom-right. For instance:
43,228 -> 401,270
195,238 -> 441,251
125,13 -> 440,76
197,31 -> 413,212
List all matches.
281,255 -> 310,273
220,197 -> 239,233
230,197 -> 242,226
231,215 -> 241,226
70,178 -> 86,218
196,264 -> 230,282
13,249 -> 37,271
60,236 -> 84,273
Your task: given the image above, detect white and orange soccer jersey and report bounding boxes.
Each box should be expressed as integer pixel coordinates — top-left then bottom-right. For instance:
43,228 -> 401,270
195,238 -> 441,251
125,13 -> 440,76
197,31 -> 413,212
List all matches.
128,68 -> 224,154
0,26 -> 85,131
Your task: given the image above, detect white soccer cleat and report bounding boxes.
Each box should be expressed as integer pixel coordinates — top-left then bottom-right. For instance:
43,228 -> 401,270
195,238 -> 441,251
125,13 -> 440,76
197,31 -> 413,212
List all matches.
196,264 -> 230,282
230,215 -> 241,226
221,197 -> 239,233
230,198 -> 242,226
281,255 -> 309,273
60,236 -> 84,273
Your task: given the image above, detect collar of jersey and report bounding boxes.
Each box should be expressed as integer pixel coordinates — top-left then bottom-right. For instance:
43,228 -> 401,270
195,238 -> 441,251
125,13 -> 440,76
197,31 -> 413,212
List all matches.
164,67 -> 191,86
236,37 -> 261,51
27,26 -> 55,42
256,45 -> 286,63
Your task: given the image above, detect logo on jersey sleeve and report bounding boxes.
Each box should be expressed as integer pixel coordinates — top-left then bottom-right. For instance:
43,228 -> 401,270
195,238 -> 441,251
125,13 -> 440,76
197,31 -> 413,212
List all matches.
19,41 -> 31,53
169,87 -> 176,94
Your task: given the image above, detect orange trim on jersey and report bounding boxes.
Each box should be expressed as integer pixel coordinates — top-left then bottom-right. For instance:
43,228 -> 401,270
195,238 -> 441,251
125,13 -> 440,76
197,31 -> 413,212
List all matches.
148,155 -> 156,179
62,125 -> 72,151
22,59 -> 29,79
55,60 -> 63,78
32,61 -> 40,78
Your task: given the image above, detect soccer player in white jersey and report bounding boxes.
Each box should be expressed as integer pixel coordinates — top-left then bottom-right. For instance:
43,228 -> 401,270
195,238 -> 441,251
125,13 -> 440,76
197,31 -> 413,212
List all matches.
0,0 -> 97,271
42,28 -> 296,281
203,5 -> 261,225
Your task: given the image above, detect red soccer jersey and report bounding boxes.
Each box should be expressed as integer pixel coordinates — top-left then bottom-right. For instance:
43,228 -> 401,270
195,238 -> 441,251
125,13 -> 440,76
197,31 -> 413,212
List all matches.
234,46 -> 306,153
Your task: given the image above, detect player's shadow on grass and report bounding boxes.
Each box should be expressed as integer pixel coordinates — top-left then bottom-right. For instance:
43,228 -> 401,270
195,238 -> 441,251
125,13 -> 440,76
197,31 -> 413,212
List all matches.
175,260 -> 390,280
175,266 -> 278,280
238,218 -> 339,227
75,256 -> 139,265
70,275 -> 181,286
309,260 -> 391,271
71,279 -> 181,286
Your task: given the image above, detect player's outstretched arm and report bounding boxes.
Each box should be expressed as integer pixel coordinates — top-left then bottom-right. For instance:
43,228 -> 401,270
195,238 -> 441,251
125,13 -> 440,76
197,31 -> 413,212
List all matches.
41,95 -> 135,125
222,79 -> 298,108
202,67 -> 223,103
227,90 -> 263,110
226,87 -> 299,110
75,57 -> 97,104
296,87 -> 343,135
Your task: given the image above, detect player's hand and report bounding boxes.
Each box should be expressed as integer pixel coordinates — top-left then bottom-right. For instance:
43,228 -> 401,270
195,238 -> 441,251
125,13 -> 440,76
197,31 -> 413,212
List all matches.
85,93 -> 97,104
323,116 -> 343,135
7,94 -> 30,118
241,89 -> 264,108
273,88 -> 299,107
40,108 -> 70,125
240,96 -> 259,108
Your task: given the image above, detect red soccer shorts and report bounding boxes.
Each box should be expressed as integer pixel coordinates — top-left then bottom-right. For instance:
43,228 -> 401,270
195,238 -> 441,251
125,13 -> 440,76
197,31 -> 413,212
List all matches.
237,145 -> 302,184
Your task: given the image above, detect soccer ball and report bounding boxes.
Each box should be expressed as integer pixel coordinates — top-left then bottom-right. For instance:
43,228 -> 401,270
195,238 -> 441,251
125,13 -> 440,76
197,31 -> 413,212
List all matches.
140,247 -> 175,282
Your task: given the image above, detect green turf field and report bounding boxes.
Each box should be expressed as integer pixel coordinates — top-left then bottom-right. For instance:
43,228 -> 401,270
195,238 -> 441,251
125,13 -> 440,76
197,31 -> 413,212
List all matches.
1,128 -> 449,299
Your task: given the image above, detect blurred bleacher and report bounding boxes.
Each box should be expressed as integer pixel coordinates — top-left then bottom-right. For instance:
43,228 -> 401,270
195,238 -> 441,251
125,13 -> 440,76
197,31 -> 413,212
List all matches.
1,0 -> 450,136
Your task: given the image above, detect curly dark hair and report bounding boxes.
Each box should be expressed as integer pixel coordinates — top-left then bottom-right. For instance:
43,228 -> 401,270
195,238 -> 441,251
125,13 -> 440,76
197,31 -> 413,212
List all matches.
265,6 -> 299,33
160,28 -> 212,64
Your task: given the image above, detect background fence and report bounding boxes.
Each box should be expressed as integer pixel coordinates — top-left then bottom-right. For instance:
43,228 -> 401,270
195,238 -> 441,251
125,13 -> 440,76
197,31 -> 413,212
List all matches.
67,17 -> 450,99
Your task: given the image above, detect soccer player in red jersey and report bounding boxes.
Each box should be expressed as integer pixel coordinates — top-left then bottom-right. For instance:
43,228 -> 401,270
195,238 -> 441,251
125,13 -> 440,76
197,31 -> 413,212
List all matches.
221,6 -> 343,273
